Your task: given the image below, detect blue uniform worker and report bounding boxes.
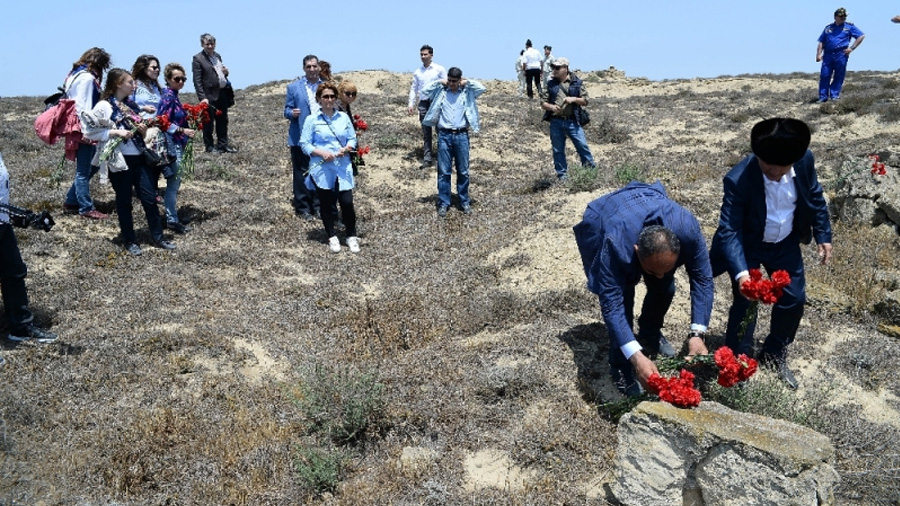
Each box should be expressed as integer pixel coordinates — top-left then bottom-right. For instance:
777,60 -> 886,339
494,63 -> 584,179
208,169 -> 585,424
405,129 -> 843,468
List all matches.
816,7 -> 864,102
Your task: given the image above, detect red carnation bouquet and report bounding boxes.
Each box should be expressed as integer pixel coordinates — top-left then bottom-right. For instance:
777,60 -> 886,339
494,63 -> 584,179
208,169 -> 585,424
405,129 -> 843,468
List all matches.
738,268 -> 791,337
350,114 -> 371,171
180,102 -> 218,179
647,369 -> 702,408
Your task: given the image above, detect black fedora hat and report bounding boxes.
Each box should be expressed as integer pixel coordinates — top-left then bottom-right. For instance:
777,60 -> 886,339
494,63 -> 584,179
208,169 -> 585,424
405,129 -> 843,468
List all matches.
751,118 -> 811,166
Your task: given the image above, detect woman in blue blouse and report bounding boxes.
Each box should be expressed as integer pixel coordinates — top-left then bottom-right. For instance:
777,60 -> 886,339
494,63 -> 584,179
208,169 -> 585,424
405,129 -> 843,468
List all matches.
131,55 -> 163,119
300,83 -> 359,253
156,63 -> 196,234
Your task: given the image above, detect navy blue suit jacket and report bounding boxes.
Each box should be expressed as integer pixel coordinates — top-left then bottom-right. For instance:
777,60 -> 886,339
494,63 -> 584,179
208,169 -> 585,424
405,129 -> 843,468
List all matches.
709,150 -> 832,279
573,181 -> 714,350
284,78 -> 317,147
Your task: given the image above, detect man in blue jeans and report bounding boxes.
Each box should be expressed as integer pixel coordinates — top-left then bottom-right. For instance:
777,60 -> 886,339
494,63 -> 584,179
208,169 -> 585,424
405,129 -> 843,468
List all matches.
816,7 -> 864,102
541,57 -> 595,181
421,67 -> 486,217
574,181 -> 713,397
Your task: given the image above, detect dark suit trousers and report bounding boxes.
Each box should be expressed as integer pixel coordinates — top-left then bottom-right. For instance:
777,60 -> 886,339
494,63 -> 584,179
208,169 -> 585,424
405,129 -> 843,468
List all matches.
608,270 -> 676,369
525,68 -> 542,98
0,224 -> 33,333
724,235 -> 805,359
203,100 -> 230,149
290,146 -> 319,215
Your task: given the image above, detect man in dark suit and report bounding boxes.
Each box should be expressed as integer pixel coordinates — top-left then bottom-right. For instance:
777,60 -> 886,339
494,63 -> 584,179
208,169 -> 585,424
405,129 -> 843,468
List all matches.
574,181 -> 714,396
192,33 -> 236,153
710,118 -> 833,389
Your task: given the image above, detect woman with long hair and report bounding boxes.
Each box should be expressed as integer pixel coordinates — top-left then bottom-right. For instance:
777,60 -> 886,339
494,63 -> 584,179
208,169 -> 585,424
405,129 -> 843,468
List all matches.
131,54 -> 163,118
63,47 -> 111,220
80,69 -> 176,255
156,63 -> 196,233
337,81 -> 363,176
300,83 -> 359,253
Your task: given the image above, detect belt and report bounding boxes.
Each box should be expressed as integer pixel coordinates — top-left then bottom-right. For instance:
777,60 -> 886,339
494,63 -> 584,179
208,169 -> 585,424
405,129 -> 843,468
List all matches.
439,127 -> 468,134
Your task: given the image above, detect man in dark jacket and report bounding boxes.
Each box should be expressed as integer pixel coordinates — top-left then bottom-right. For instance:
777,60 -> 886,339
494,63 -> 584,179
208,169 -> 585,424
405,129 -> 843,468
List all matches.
709,118 -> 832,389
192,33 -> 236,153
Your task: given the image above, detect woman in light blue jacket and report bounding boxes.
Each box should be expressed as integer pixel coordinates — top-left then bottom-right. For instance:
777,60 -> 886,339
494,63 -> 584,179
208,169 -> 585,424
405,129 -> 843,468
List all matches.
300,83 -> 358,253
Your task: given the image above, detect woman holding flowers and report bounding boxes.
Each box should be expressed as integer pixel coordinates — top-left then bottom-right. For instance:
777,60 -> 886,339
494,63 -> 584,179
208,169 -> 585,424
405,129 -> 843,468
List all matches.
155,63 -> 196,234
300,82 -> 359,253
337,81 -> 367,176
80,69 -> 175,256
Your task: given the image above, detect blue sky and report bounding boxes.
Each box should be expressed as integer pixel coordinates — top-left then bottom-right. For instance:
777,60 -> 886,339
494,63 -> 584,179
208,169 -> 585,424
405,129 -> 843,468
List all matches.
2,1 -> 900,97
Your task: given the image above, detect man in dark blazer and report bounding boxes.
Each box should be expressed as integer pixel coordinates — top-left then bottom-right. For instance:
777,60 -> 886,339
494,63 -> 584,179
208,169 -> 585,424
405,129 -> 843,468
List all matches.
710,118 -> 832,389
574,181 -> 714,396
192,33 -> 236,153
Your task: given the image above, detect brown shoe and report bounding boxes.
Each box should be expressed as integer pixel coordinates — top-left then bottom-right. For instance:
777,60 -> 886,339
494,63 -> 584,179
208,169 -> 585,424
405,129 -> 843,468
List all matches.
80,210 -> 108,220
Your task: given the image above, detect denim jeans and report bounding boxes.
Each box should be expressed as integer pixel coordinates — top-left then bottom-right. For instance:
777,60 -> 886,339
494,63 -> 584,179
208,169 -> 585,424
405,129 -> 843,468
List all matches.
109,155 -> 164,244
549,118 -> 595,178
436,130 -> 470,208
65,143 -> 100,214
164,144 -> 184,223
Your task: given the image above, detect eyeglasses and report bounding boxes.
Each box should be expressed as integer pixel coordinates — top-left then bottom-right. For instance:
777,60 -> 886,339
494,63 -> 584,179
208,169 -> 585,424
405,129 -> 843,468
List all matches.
344,92 -> 357,97
172,77 -> 187,83
551,65 -> 564,70
447,79 -> 460,84
320,94 -> 336,99
149,66 -> 160,70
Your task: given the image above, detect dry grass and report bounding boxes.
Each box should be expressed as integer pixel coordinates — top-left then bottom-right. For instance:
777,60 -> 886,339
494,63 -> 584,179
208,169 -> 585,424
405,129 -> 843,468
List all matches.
1,69 -> 900,504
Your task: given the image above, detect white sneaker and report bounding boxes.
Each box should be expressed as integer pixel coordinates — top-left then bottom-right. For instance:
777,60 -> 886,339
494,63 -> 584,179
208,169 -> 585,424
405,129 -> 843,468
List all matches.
328,236 -> 341,253
347,236 -> 360,253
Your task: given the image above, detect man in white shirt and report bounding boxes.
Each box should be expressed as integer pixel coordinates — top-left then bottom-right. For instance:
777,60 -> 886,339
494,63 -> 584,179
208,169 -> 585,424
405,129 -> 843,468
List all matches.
710,118 -> 833,390
542,45 -> 556,86
516,50 -> 526,97
408,45 -> 446,169
522,39 -> 543,99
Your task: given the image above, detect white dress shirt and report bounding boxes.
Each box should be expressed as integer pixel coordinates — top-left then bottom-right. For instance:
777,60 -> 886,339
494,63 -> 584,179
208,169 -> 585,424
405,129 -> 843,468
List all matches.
408,63 -> 446,107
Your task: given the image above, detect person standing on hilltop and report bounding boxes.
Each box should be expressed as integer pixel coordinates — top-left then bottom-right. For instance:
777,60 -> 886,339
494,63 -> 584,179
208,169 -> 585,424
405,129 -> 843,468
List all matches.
408,45 -> 446,170
573,181 -> 713,397
709,118 -> 832,390
816,7 -> 864,103
516,50 -> 526,97
542,45 -> 556,86
192,33 -> 237,153
421,67 -> 486,218
540,57 -> 595,181
522,39 -> 543,99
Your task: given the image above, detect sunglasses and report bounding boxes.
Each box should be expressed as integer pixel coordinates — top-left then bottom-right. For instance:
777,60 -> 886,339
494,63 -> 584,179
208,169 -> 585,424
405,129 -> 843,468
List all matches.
551,65 -> 564,70
172,77 -> 187,83
344,92 -> 357,97
320,94 -> 337,99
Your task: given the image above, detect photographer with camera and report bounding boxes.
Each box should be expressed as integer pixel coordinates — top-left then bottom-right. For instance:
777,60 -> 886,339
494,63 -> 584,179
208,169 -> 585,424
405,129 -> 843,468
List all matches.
1,153 -> 58,360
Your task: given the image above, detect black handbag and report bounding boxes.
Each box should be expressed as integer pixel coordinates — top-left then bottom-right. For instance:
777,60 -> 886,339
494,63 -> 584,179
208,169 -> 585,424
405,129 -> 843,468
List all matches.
219,82 -> 235,108
577,107 -> 591,126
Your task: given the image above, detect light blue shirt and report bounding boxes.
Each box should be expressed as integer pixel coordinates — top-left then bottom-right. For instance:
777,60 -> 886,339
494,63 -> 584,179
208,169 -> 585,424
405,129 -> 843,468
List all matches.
133,81 -> 162,120
438,89 -> 467,129
421,79 -> 487,133
300,109 -> 357,191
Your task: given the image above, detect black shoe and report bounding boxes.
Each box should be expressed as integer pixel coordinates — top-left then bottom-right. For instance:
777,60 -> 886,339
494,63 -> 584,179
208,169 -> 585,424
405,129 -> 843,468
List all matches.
204,146 -> 220,153
167,221 -> 191,234
220,145 -> 238,153
62,202 -> 80,215
437,205 -> 449,217
419,160 -> 433,169
760,354 -> 799,390
0,354 -> 5,367
461,202 -> 472,215
610,365 -> 643,397
154,239 -> 177,251
125,243 -> 143,256
8,325 -> 58,344
298,212 -> 314,221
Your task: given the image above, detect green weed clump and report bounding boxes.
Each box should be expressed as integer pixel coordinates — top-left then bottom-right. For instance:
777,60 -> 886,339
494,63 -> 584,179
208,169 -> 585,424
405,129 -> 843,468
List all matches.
566,164 -> 598,193
295,363 -> 385,445
294,446 -> 347,494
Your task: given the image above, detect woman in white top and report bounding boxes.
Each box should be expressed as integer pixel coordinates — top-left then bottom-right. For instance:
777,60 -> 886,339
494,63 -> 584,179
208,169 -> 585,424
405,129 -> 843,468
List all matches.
63,47 -> 111,220
80,69 -> 176,256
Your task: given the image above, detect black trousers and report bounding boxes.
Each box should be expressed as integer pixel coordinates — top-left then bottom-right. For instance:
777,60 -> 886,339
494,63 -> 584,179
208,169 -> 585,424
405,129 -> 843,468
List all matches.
0,224 -> 32,333
315,184 -> 357,238
203,99 -> 230,149
525,68 -> 542,98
